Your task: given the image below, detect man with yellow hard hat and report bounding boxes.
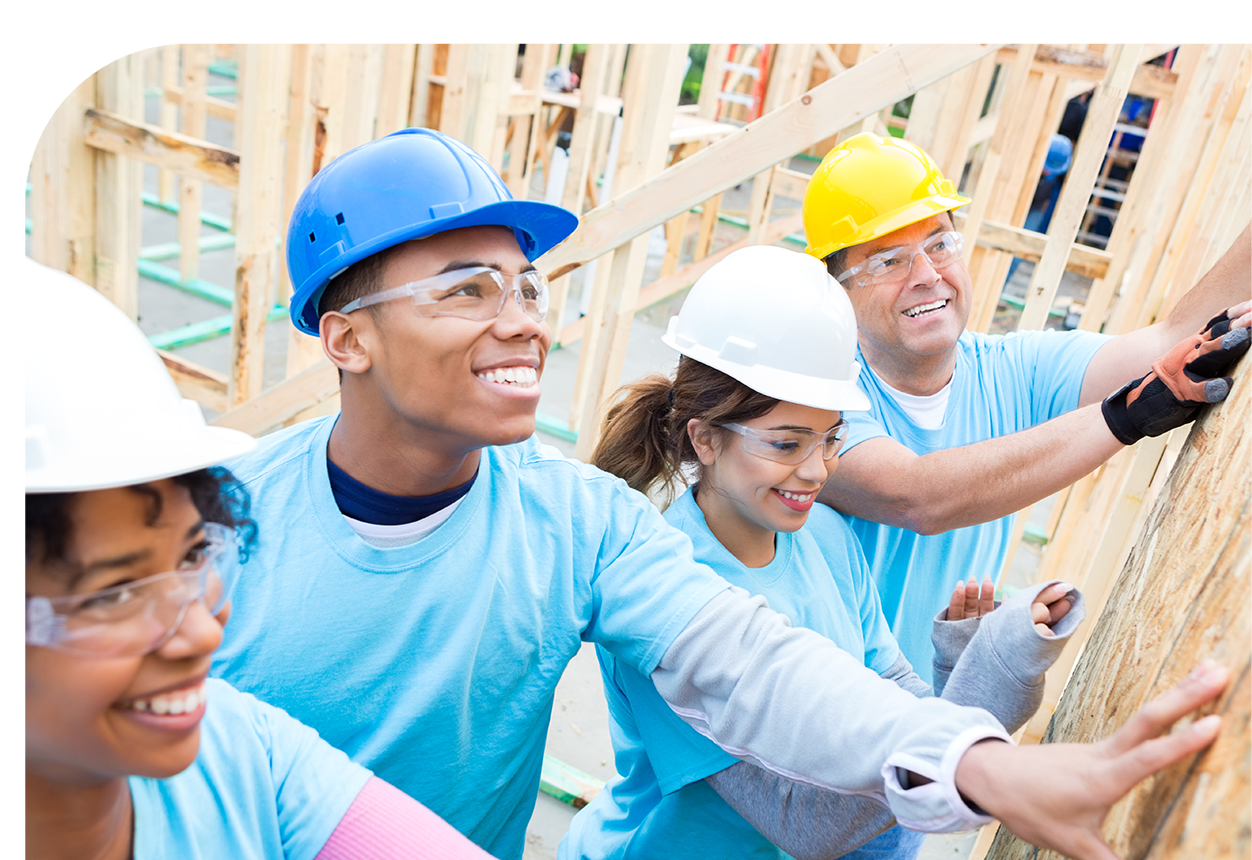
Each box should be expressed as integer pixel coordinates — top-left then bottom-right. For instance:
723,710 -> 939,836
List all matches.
802,132 -> 1250,680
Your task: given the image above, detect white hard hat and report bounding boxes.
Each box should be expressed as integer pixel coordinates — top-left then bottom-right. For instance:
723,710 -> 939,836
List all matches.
24,258 -> 256,493
662,245 -> 871,412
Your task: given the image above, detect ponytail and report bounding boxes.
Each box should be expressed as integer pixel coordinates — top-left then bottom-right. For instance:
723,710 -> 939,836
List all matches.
591,374 -> 679,499
592,357 -> 780,506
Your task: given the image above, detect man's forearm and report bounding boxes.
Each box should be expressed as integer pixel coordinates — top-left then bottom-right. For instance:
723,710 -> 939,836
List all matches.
1078,223 -> 1251,406
821,404 -> 1124,535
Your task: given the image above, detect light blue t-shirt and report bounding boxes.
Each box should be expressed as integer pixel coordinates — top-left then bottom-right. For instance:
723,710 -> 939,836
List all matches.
561,489 -> 919,860
130,678 -> 370,859
211,417 -> 729,860
840,329 -> 1109,680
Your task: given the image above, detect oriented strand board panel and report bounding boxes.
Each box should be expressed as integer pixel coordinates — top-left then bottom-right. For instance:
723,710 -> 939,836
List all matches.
987,359 -> 1250,860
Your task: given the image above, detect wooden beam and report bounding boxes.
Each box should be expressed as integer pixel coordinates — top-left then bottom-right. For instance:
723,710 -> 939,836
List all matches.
83,107 -> 241,188
955,216 -> 1114,279
158,349 -> 229,414
537,44 -> 1002,280
995,44 -> 1177,99
211,361 -> 340,436
178,44 -> 210,282
160,85 -> 238,120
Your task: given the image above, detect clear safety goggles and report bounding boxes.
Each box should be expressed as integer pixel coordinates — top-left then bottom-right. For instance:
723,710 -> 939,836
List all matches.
26,522 -> 237,658
720,421 -> 849,465
338,266 -> 550,322
835,231 -> 965,288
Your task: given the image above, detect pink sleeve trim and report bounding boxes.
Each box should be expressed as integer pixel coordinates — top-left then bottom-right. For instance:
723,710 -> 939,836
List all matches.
315,777 -> 493,860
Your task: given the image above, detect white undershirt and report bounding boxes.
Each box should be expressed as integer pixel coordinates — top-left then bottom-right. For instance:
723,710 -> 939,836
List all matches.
876,377 -> 952,430
343,497 -> 465,549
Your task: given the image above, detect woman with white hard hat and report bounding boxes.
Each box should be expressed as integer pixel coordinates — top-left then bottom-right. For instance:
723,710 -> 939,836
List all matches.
561,246 -> 1084,860
24,258 -> 491,860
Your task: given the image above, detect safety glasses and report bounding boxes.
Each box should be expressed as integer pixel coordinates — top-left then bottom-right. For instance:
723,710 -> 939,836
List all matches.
338,266 -> 550,322
835,231 -> 965,288
26,523 -> 237,658
720,421 -> 849,465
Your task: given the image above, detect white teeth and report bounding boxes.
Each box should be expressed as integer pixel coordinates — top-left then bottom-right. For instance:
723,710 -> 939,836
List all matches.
778,490 -> 813,502
476,366 -> 537,387
127,681 -> 206,716
904,300 -> 947,318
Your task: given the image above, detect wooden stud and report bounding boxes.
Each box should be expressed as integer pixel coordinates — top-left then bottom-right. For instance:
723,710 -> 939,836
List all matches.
228,45 -> 291,407
28,75 -> 96,283
376,45 -> 417,138
410,44 -> 437,129
1018,45 -> 1142,331
572,44 -> 688,460
178,44 -> 210,282
157,45 -> 180,203
92,52 -> 145,321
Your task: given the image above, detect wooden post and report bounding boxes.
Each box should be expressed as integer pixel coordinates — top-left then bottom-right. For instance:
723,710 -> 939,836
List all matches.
158,45 -> 180,204
93,52 -> 144,321
228,45 -> 291,406
376,44 -> 417,138
409,44 -> 437,129
178,44 -> 210,282
29,75 -> 96,283
571,44 -> 688,460
1018,45 -> 1141,330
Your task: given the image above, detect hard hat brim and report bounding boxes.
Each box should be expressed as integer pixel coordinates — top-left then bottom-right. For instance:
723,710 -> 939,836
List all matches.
25,425 -> 257,494
291,199 -> 578,335
805,193 -> 971,261
662,331 -> 872,413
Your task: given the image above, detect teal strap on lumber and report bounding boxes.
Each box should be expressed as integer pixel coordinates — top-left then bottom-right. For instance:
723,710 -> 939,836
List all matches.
137,259 -> 234,306
142,192 -> 233,232
535,412 -> 578,443
139,233 -> 237,262
207,59 -> 238,79
539,753 -> 605,809
148,306 -> 287,351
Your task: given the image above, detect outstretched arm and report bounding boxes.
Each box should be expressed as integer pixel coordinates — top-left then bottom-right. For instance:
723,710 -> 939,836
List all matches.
821,226 -> 1250,535
819,405 -> 1123,534
954,661 -> 1228,860
1079,224 -> 1251,407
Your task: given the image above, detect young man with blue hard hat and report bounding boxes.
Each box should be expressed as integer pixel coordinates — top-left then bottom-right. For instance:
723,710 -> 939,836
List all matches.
211,126 -> 1232,860
803,132 -> 1250,681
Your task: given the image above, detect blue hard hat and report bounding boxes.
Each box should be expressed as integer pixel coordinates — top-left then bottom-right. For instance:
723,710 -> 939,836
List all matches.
287,128 -> 580,335
1042,133 -> 1073,178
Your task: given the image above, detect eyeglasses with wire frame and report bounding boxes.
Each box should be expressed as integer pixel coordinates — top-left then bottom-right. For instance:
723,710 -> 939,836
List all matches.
720,421 -> 849,465
337,266 -> 550,322
26,522 -> 238,658
834,231 -> 965,288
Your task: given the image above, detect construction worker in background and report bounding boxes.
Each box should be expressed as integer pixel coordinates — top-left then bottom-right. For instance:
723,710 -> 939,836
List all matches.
211,127 -> 1231,860
802,132 -> 1251,680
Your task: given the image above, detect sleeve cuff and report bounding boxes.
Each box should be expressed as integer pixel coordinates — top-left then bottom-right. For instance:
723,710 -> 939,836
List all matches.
881,726 -> 1012,832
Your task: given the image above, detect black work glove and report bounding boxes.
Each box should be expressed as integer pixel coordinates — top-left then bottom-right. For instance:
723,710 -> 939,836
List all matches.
1102,309 -> 1250,445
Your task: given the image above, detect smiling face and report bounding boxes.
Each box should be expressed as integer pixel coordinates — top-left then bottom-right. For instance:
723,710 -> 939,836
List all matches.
346,225 -> 551,458
839,213 -> 971,393
692,400 -> 842,567
26,480 -> 225,786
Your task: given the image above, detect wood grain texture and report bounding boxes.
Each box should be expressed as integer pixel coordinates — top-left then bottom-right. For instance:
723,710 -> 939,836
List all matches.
986,356 -> 1250,860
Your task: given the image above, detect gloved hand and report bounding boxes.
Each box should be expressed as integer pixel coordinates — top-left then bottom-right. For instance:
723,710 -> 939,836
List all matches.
1102,309 -> 1250,445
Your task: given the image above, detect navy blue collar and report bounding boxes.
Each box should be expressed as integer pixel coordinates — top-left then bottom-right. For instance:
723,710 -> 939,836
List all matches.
326,458 -> 477,525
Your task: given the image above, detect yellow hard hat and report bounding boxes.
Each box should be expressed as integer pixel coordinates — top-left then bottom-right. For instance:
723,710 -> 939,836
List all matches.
803,132 -> 971,262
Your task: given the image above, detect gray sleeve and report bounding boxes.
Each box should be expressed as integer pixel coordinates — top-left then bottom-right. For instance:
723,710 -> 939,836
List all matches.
938,581 -> 1086,733
931,613 -> 984,697
651,586 -> 1010,832
705,762 -> 897,860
